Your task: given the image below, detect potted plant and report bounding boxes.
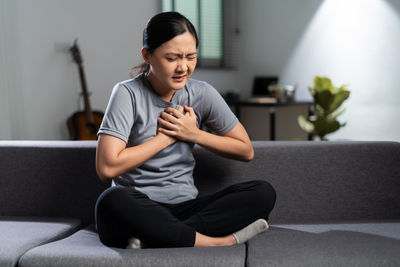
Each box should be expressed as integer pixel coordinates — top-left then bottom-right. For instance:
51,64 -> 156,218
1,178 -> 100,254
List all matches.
298,76 -> 350,141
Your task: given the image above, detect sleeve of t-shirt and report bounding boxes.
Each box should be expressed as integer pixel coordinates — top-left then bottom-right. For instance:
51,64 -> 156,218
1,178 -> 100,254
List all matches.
200,82 -> 239,135
97,83 -> 135,143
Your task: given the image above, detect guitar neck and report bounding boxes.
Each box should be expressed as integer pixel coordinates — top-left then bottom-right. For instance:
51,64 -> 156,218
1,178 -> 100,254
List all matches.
77,63 -> 94,124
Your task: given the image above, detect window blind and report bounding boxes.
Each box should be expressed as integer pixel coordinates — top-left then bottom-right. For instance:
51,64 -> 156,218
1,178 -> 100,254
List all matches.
162,0 -> 227,67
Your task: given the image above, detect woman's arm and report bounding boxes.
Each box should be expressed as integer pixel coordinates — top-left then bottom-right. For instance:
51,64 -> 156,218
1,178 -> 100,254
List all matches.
96,132 -> 176,182
157,105 -> 254,161
193,122 -> 254,161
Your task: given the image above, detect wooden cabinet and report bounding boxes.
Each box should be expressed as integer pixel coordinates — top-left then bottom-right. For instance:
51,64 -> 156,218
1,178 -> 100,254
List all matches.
229,102 -> 311,141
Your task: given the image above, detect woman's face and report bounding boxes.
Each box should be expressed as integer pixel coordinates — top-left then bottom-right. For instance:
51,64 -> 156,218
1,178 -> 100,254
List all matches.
143,31 -> 197,97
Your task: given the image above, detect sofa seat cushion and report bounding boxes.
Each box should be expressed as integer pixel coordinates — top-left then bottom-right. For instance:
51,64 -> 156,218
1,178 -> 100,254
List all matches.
248,222 -> 400,267
19,225 -> 246,267
0,217 -> 80,267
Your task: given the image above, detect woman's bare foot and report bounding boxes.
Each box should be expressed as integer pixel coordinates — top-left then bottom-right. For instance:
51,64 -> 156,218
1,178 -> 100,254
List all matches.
194,232 -> 237,247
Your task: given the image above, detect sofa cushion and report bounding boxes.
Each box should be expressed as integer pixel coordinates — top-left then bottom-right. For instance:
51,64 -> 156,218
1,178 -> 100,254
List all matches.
0,217 -> 80,267
19,225 -> 246,267
247,222 -> 400,267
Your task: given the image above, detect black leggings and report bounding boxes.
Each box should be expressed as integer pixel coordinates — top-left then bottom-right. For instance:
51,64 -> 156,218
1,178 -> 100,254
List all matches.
95,180 -> 276,248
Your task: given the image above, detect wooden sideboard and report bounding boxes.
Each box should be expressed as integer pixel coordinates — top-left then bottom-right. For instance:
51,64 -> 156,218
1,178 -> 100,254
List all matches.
228,100 -> 312,141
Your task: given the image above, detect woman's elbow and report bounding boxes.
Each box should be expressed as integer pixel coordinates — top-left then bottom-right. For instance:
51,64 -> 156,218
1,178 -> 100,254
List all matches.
239,145 -> 254,162
96,164 -> 115,182
244,148 -> 254,161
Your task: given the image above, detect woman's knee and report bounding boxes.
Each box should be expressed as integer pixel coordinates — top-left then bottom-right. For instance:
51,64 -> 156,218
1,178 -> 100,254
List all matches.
96,186 -> 126,212
251,180 -> 277,213
96,186 -> 148,216
95,187 -> 136,248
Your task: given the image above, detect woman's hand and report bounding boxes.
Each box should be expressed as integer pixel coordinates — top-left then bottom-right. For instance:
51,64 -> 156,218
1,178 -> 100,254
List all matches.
157,118 -> 178,146
158,105 -> 253,161
157,105 -> 200,143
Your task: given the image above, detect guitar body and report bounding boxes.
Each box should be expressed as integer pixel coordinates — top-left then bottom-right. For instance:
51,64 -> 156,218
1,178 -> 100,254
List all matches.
67,111 -> 103,140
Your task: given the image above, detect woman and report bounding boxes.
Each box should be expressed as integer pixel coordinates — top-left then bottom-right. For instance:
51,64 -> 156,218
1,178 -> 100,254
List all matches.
95,11 -> 276,249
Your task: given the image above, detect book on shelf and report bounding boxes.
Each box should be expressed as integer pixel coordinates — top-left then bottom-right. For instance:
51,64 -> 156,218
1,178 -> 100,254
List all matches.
247,97 -> 277,104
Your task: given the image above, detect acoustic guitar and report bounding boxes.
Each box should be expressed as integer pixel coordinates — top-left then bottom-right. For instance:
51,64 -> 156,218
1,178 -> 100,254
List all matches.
67,40 -> 103,140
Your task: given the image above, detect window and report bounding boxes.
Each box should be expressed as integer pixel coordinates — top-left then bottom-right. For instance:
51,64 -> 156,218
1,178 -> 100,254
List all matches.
162,0 -> 237,68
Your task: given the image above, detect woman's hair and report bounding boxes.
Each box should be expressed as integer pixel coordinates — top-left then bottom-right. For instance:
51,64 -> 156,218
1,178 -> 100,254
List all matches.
131,11 -> 199,76
143,11 -> 198,53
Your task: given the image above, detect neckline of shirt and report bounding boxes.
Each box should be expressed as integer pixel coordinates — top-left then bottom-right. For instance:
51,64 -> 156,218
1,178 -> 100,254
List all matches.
140,73 -> 184,109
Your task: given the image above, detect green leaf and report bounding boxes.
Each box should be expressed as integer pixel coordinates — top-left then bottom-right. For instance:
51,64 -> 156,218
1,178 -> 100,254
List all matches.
314,76 -> 334,93
338,84 -> 349,92
328,107 -> 346,120
329,90 -> 350,113
314,116 -> 341,138
315,90 -> 333,112
298,115 -> 314,134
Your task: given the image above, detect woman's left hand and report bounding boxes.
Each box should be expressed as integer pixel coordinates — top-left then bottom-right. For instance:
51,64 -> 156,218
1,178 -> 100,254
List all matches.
157,105 -> 200,143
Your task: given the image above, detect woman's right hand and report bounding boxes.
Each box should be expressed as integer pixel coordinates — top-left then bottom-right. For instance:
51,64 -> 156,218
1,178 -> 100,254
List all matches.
156,105 -> 185,146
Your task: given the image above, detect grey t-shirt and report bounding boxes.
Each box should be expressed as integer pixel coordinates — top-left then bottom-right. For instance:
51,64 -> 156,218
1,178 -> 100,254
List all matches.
98,73 -> 238,204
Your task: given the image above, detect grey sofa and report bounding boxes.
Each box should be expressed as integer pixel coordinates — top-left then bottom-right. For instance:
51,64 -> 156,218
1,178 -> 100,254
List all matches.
1,140 -> 399,267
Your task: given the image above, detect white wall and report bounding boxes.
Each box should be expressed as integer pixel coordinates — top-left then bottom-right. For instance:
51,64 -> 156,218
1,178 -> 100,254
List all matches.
234,0 -> 400,141
0,0 -> 25,139
1,0 -> 159,140
279,0 -> 400,141
1,0 -> 400,141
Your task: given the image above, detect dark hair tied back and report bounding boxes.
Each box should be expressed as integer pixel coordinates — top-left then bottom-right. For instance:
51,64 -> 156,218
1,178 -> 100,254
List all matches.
143,11 -> 199,53
131,12 -> 199,76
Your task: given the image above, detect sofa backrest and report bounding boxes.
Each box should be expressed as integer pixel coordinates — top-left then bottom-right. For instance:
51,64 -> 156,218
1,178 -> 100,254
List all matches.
0,141 -> 108,226
193,141 -> 400,224
1,141 -> 399,225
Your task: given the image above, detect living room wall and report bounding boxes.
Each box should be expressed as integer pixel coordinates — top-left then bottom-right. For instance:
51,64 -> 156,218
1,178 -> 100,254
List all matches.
234,0 -> 400,141
1,0 -> 399,141
0,0 -> 159,140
